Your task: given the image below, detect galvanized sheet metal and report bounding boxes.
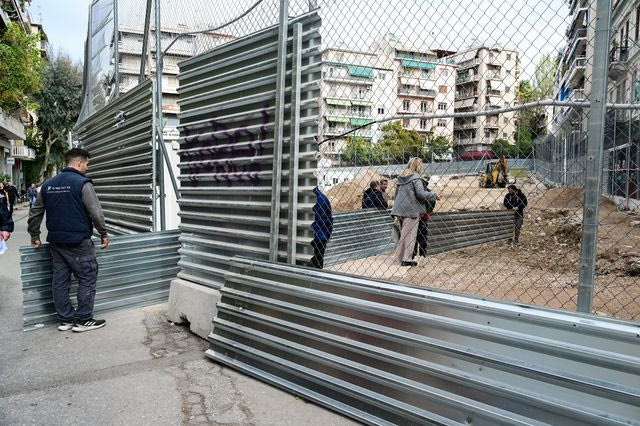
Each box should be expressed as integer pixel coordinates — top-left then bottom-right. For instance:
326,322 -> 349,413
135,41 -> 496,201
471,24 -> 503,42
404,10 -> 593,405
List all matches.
74,79 -> 155,235
208,257 -> 640,425
20,230 -> 180,330
176,12 -> 321,289
325,209 -> 514,265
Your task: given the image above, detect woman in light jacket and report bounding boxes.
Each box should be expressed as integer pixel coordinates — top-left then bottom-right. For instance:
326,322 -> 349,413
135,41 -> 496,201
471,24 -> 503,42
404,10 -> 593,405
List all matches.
391,157 -> 436,266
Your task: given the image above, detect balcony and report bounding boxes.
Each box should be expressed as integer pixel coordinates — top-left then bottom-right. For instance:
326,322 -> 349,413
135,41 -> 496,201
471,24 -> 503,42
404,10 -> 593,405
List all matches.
484,104 -> 501,112
456,90 -> 478,99
569,88 -> 586,102
323,126 -> 373,138
567,56 -> 586,88
456,73 -> 479,84
487,89 -> 502,97
564,28 -> 587,63
457,58 -> 480,69
609,47 -> 629,81
398,88 -> 436,97
484,119 -> 500,129
11,145 -> 36,160
456,136 -> 496,146
0,109 -> 25,141
486,71 -> 502,80
454,120 -> 477,130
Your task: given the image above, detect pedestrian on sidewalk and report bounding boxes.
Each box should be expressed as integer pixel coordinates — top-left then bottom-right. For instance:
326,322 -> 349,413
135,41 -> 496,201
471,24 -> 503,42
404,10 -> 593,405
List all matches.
28,148 -> 110,333
0,182 -> 13,244
5,181 -> 19,216
391,157 -> 436,267
27,183 -> 38,208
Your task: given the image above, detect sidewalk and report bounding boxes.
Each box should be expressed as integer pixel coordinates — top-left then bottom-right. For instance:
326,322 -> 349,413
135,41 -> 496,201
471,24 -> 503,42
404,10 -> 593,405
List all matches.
0,211 -> 357,425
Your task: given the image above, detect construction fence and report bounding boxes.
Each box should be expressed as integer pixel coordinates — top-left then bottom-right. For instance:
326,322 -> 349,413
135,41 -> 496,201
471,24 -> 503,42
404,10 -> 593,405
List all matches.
75,0 -> 640,325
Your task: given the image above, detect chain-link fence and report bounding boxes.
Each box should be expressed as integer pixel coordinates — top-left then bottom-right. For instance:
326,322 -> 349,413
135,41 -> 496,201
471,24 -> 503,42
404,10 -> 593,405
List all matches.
78,0 -> 640,322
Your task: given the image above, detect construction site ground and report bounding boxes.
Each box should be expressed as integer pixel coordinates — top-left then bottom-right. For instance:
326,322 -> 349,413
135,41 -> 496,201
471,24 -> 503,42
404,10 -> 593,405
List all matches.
327,170 -> 640,321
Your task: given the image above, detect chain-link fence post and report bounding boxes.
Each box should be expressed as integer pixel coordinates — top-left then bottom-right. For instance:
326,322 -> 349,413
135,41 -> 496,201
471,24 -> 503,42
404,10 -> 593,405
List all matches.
269,0 -> 289,261
154,0 -> 165,230
577,0 -> 613,314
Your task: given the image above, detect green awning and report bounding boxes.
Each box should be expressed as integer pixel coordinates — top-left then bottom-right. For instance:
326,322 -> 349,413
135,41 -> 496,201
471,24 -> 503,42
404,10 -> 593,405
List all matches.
401,60 -> 436,70
348,66 -> 374,78
326,98 -> 351,106
350,99 -> 373,106
350,118 -> 374,126
326,116 -> 350,123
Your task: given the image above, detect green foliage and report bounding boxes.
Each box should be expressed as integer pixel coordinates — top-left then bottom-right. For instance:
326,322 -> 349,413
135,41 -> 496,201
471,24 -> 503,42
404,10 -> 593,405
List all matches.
340,121 -> 453,165
0,23 -> 42,112
26,53 -> 83,182
513,125 -> 533,157
0,172 -> 11,183
491,138 -> 512,157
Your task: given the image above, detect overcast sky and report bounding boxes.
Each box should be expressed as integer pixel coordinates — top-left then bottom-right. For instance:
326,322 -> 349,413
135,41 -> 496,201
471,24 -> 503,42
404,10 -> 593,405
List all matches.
27,0 -> 570,80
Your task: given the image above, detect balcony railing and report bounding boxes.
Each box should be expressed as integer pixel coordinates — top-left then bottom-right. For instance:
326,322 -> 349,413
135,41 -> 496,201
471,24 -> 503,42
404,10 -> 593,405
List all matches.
454,121 -> 477,130
487,89 -> 502,96
456,137 -> 497,146
457,58 -> 480,69
486,71 -> 502,79
11,145 -> 36,160
456,90 -> 478,99
569,89 -> 586,102
325,109 -> 371,118
398,88 -> 437,97
0,109 -> 25,141
610,46 -> 629,63
484,104 -> 501,111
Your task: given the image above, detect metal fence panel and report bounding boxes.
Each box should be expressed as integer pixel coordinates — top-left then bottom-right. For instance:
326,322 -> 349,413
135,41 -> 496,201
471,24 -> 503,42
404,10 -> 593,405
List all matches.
325,209 -> 514,265
176,11 -> 321,289
20,230 -> 180,330
74,79 -> 156,235
207,257 -> 640,425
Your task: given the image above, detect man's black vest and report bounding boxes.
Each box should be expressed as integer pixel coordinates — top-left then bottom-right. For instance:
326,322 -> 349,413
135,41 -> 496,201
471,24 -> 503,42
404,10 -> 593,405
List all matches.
41,167 -> 93,243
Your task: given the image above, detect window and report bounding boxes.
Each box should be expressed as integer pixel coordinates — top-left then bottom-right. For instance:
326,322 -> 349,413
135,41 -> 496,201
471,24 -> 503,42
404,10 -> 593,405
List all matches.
379,72 -> 386,80
420,119 -> 428,130
504,102 -> 510,108
439,85 -> 448,94
505,86 -> 510,93
636,5 -> 640,41
329,67 -> 335,76
506,53 -> 511,60
420,101 -> 429,113
403,100 -> 411,111
402,118 -> 411,127
442,70 -> 449,77
438,102 -> 447,110
421,69 -> 432,78
333,177 -> 339,185
378,107 -> 385,114
503,117 -> 509,124
437,120 -> 447,127
503,132 -> 508,138
403,67 -> 412,75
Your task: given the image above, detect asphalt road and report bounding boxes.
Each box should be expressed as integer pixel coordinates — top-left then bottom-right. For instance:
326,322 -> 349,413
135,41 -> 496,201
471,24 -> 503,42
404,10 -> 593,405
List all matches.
0,204 -> 357,426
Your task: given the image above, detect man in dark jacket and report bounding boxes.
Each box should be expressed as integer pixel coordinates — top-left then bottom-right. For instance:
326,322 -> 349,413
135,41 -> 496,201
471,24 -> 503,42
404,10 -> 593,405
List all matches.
362,180 -> 388,210
5,180 -> 19,216
503,184 -> 528,244
311,186 -> 333,269
28,148 -> 110,332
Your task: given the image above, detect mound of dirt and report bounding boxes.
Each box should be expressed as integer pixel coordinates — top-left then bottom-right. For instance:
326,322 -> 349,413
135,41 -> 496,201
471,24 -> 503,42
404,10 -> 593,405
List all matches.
327,168 -> 396,213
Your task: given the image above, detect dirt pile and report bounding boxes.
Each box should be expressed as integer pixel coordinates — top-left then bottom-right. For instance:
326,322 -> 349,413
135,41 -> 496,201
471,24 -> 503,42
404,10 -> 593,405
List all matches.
327,168 -> 397,212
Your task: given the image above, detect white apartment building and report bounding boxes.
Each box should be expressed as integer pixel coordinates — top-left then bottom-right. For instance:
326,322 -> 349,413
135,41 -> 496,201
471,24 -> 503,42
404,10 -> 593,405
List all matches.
449,46 -> 520,159
319,48 -> 394,159
373,36 -> 457,156
603,0 -> 640,206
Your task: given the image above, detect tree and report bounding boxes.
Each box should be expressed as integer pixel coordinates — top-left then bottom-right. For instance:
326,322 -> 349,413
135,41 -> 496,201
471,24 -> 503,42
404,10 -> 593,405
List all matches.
424,134 -> 453,161
0,22 -> 42,112
491,138 -> 512,157
342,136 -> 372,166
26,54 -> 83,182
378,121 -> 423,162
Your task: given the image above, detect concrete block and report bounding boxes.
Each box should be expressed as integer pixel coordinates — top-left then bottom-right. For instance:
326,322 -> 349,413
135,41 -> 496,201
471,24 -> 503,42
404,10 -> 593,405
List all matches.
167,279 -> 220,339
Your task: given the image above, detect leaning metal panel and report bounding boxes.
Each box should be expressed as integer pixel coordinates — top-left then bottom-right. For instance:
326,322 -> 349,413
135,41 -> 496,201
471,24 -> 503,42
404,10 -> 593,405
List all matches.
325,209 -> 514,265
176,12 -> 321,289
208,257 -> 640,426
20,230 -> 180,331
74,79 -> 155,235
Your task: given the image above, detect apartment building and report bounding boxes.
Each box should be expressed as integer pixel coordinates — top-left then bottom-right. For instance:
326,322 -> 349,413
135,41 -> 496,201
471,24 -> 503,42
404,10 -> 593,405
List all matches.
373,36 -> 457,153
0,0 -> 39,186
604,0 -> 640,206
319,47 -> 394,159
449,46 -> 520,159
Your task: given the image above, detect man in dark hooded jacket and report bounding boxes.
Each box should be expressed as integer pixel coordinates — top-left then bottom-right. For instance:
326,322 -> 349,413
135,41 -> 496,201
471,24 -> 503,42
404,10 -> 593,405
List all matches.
362,180 -> 388,210
503,184 -> 528,244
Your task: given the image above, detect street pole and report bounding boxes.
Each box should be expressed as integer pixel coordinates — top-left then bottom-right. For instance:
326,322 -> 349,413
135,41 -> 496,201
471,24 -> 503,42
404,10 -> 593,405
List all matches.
577,0 -> 612,314
155,0 -> 165,231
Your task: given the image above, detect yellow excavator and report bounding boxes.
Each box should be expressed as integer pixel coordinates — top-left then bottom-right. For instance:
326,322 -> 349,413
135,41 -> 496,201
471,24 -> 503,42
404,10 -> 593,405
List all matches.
480,154 -> 509,188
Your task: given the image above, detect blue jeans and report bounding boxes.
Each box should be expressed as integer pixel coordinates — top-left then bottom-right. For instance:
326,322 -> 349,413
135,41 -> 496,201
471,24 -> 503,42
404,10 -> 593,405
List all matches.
49,239 -> 99,322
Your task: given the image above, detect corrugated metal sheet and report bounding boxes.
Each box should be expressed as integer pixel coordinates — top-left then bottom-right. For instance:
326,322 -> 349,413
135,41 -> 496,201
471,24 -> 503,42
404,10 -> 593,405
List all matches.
208,257 -> 640,425
325,209 -> 514,265
74,79 -> 156,235
20,230 -> 180,330
176,12 -> 321,289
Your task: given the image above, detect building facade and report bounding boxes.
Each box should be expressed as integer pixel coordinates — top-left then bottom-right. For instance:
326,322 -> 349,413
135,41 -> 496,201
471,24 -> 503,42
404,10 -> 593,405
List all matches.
449,46 -> 520,159
0,0 -> 39,187
319,47 -> 394,160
